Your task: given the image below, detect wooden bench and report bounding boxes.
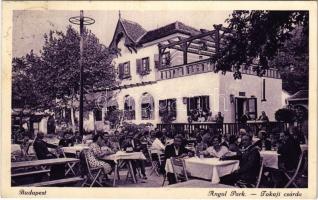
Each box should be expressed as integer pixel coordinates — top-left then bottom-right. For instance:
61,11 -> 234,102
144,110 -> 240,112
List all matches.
22,177 -> 83,187
12,169 -> 50,178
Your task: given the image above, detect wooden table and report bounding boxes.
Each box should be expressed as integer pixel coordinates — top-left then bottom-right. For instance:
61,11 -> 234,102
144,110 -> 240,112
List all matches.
12,158 -> 80,186
62,145 -> 89,155
102,151 -> 146,186
11,158 -> 79,169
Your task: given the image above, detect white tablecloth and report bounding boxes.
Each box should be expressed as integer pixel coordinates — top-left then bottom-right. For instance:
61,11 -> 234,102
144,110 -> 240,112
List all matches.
165,157 -> 239,184
102,151 -> 146,163
62,145 -> 89,154
260,151 -> 280,169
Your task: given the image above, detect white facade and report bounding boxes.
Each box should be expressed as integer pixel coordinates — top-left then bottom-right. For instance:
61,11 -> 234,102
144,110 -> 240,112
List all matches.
85,19 -> 283,129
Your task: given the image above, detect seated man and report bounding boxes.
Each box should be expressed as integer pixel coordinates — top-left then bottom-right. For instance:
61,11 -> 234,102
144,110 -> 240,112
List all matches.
220,135 -> 261,187
252,130 -> 272,150
277,131 -> 301,171
203,135 -> 229,158
164,134 -> 193,185
59,132 -> 74,147
122,132 -> 147,179
221,133 -> 239,153
33,132 -> 65,180
72,131 -> 83,144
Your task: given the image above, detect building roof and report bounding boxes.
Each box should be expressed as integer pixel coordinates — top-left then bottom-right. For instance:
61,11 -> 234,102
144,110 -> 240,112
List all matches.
109,18 -> 201,49
287,90 -> 308,101
138,21 -> 200,44
120,19 -> 147,43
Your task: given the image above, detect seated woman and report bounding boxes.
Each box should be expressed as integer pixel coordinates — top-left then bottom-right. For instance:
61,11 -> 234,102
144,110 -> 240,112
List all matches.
195,136 -> 208,154
86,133 -> 114,177
203,135 -> 229,158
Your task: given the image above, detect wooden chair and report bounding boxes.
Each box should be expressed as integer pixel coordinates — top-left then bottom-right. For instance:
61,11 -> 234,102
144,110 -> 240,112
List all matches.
147,146 -> 160,176
235,157 -> 264,188
170,157 -> 189,183
60,148 -> 77,176
80,149 -> 105,187
284,149 -> 307,188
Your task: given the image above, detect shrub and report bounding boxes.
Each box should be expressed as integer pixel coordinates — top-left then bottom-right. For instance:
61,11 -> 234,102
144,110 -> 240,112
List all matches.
275,108 -> 296,123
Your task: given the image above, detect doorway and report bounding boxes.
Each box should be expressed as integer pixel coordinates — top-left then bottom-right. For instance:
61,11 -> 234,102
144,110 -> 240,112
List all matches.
235,97 -> 257,122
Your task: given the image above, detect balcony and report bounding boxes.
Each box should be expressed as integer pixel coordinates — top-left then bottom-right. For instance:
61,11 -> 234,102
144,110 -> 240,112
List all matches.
157,59 -> 281,81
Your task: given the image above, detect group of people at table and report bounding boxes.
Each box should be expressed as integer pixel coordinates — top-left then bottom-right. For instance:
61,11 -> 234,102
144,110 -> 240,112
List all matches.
12,124 -> 306,187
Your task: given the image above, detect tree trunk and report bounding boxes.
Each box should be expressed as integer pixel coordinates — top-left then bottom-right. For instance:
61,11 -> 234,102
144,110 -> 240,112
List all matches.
93,111 -> 97,134
70,106 -> 76,132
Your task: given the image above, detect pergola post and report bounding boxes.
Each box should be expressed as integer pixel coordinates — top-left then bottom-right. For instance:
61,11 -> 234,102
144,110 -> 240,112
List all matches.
182,43 -> 188,65
213,24 -> 222,56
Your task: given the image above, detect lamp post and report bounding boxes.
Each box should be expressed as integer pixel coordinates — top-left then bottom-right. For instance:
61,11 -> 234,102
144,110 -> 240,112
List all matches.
69,10 -> 95,135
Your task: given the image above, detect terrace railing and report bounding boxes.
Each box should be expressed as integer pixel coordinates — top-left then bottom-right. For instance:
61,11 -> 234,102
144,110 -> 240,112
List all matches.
157,121 -> 288,137
157,59 -> 281,81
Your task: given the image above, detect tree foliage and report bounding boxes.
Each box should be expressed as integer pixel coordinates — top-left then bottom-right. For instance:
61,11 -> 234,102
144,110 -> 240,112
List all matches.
218,10 -> 308,87
12,26 -> 116,111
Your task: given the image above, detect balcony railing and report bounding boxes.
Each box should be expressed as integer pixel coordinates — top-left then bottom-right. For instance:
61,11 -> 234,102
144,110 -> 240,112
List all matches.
157,59 -> 281,80
157,121 -> 288,136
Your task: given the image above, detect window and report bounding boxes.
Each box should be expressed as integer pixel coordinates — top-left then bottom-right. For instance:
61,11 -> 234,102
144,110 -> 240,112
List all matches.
106,99 -> 118,116
159,98 -> 177,118
124,96 -> 135,120
118,61 -> 131,79
186,96 -> 210,122
136,57 -> 150,75
161,52 -> 171,67
142,57 -> 150,72
141,93 -> 154,120
94,109 -> 103,121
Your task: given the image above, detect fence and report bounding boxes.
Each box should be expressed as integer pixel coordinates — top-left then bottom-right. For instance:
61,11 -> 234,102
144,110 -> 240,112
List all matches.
157,121 -> 288,137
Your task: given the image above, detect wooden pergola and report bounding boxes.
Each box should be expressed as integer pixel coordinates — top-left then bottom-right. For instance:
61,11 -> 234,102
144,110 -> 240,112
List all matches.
157,24 -> 233,68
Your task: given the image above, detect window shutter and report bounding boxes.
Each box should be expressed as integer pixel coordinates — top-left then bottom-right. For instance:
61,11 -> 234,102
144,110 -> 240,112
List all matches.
118,63 -> 123,79
146,57 -> 150,71
154,54 -> 159,68
136,59 -> 142,74
171,99 -> 177,117
127,61 -> 131,77
186,98 -> 190,116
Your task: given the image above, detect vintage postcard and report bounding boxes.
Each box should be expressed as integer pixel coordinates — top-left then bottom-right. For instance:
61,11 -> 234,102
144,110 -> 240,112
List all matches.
1,1 -> 317,199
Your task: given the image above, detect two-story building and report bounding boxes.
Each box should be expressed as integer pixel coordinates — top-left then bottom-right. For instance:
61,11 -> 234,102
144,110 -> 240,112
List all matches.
90,15 -> 283,130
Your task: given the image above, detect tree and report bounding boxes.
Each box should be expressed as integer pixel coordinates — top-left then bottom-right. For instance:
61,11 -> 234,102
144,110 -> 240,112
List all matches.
218,11 -> 308,83
12,26 -> 117,130
12,54 -> 41,108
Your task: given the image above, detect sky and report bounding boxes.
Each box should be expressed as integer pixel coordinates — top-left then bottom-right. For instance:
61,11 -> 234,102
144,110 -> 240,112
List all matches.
13,10 -> 232,58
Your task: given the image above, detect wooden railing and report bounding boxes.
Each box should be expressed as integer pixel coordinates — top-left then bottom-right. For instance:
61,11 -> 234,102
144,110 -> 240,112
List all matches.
157,121 -> 288,136
157,59 -> 281,80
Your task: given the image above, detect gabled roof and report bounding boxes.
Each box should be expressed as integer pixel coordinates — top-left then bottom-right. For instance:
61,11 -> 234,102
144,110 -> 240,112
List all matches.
120,19 -> 147,42
109,18 -> 147,51
138,21 -> 200,44
109,18 -> 200,51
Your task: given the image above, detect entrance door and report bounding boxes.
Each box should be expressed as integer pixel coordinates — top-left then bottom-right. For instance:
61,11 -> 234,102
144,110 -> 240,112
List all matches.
235,97 -> 257,122
235,98 -> 245,122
